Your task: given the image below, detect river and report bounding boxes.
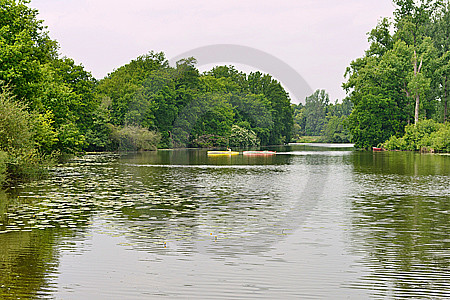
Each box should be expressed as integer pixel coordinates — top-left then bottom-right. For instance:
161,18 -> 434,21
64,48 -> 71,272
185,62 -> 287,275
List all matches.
0,144 -> 449,299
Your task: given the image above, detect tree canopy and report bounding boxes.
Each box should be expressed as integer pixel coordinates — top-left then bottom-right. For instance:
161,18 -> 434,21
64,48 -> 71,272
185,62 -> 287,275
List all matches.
343,0 -> 450,148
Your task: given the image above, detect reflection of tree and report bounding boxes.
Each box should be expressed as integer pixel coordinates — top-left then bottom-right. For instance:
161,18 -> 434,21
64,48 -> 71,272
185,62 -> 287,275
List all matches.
116,152 -> 328,257
348,152 -> 449,298
348,151 -> 450,176
0,155 -> 117,299
0,229 -> 59,299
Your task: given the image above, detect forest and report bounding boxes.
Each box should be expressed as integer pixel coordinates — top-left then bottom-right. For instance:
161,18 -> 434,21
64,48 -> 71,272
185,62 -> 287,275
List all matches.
1,0 -> 449,186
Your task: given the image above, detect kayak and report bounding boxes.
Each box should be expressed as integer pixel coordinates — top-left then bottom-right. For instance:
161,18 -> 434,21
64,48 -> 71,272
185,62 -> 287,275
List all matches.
242,151 -> 276,156
372,147 -> 383,151
207,151 -> 240,155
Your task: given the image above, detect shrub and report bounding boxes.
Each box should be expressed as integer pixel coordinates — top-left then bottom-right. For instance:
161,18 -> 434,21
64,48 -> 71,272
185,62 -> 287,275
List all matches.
403,119 -> 441,150
229,125 -> 260,148
190,134 -> 228,148
111,125 -> 161,151
0,86 -> 52,184
383,135 -> 409,150
32,111 -> 59,154
0,151 -> 7,186
429,123 -> 450,152
0,88 -> 33,154
382,120 -> 449,152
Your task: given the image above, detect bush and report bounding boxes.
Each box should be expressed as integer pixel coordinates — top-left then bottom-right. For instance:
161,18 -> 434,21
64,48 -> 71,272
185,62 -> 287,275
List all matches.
382,120 -> 449,152
429,123 -> 450,152
32,111 -> 59,154
0,151 -> 7,186
0,86 -> 53,184
403,119 -> 441,151
0,89 -> 33,154
111,125 -> 161,151
382,135 -> 407,150
229,125 -> 260,148
190,134 -> 228,148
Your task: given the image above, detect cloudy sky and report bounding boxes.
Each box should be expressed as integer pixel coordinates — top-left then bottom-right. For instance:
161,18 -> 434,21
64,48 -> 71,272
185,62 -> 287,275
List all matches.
30,0 -> 396,102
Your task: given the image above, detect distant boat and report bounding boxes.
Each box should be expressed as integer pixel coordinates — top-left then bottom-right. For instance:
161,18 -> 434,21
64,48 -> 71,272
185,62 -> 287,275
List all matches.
242,150 -> 276,156
372,147 -> 383,151
207,151 -> 239,156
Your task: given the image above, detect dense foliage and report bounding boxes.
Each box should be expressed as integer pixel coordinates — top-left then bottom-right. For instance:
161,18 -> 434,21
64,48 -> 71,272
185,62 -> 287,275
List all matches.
291,90 -> 352,143
382,119 -> 450,152
94,62 -> 293,149
0,86 -> 51,186
344,0 -> 450,148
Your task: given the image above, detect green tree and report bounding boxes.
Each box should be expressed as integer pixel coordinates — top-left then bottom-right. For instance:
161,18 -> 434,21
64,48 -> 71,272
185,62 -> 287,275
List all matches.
0,0 -> 57,107
304,89 -> 329,136
95,51 -> 169,126
247,72 -> 293,144
322,115 -> 351,143
189,94 -> 234,147
426,2 -> 450,122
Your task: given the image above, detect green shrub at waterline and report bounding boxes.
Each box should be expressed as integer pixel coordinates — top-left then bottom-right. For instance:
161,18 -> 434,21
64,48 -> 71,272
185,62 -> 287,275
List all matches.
110,125 -> 161,151
0,87 -> 52,185
0,151 -> 7,186
383,120 -> 450,152
229,125 -> 260,148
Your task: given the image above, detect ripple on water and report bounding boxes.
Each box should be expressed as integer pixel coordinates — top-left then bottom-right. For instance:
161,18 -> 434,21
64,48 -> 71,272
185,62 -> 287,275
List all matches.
0,151 -> 449,299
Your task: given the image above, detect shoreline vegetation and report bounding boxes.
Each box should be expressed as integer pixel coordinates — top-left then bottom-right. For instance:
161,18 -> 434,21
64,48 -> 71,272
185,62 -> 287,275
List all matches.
1,0 -> 449,186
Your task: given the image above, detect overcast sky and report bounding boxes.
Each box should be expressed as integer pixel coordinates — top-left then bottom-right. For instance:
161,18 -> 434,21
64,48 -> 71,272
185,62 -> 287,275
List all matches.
30,0 -> 396,102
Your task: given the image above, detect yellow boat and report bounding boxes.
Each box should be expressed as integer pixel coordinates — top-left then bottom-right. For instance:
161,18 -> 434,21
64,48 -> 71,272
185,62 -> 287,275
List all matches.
207,151 -> 240,156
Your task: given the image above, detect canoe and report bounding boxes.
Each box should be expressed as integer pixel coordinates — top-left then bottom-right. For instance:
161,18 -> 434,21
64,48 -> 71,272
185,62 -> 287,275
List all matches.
242,151 -> 276,156
207,151 -> 240,156
372,147 -> 383,151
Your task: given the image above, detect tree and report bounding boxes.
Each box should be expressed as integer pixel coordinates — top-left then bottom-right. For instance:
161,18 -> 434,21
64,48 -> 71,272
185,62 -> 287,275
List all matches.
343,1 -> 449,147
247,72 -> 293,144
393,0 -> 442,123
322,116 -> 350,143
304,89 -> 329,135
0,0 -> 57,107
427,2 -> 450,122
95,51 -> 169,126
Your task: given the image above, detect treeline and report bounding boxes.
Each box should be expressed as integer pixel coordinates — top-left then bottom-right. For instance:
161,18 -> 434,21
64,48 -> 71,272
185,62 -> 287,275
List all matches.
93,57 -> 293,150
291,90 -> 353,143
0,1 -> 293,185
344,0 -> 450,149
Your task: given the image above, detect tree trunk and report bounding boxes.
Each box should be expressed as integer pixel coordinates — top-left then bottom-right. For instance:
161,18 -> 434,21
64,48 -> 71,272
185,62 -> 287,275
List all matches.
444,76 -> 448,124
413,50 -> 422,125
415,93 -> 420,124
404,82 -> 411,124
414,50 -> 419,124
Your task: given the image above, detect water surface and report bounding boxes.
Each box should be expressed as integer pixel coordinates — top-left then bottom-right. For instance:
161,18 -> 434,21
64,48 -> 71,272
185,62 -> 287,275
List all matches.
0,145 -> 448,299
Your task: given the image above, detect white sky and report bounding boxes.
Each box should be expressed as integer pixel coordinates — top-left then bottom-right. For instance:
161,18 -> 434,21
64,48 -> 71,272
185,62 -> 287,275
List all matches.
30,0 -> 396,102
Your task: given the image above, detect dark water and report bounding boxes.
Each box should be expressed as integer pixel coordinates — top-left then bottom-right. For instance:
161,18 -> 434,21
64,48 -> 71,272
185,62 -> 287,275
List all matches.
0,144 -> 448,299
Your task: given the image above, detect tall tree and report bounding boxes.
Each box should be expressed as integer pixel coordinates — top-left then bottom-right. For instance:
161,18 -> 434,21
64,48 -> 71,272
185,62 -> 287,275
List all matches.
393,0 -> 440,123
0,0 -> 57,107
304,89 -> 329,136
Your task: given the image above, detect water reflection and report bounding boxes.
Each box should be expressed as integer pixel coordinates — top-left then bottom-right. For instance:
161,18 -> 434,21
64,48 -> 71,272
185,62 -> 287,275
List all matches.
347,152 -> 449,298
0,147 -> 448,299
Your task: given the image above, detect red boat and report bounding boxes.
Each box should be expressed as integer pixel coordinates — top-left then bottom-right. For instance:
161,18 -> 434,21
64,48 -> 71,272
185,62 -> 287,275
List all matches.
243,150 -> 276,156
372,147 -> 383,151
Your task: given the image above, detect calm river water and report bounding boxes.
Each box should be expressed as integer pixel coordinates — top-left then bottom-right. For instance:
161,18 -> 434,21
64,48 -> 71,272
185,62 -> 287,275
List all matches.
0,144 -> 449,299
